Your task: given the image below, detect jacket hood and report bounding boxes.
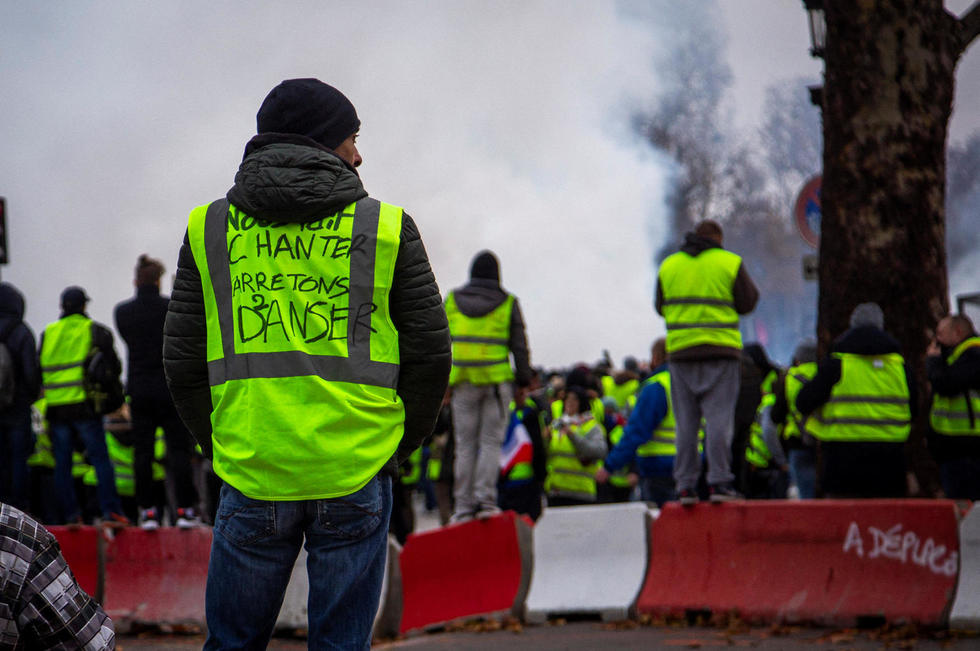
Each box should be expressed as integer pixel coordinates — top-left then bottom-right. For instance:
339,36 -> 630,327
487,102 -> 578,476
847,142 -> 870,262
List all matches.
226,134 -> 368,222
833,325 -> 902,356
680,232 -> 721,256
451,279 -> 508,318
0,282 -> 25,321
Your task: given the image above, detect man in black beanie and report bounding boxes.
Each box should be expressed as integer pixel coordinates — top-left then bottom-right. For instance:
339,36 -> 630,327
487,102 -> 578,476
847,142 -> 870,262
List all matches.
163,78 -> 451,649
445,250 -> 533,522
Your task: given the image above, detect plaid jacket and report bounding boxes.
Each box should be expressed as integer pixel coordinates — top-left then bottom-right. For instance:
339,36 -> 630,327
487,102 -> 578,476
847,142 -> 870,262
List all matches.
0,504 -> 114,650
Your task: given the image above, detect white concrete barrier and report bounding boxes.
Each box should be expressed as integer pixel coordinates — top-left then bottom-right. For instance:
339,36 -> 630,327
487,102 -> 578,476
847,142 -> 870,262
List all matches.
523,502 -> 653,623
950,502 -> 980,630
274,535 -> 402,636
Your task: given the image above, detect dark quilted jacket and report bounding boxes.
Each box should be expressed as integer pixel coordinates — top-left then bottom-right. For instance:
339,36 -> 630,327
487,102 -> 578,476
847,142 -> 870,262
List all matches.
162,133 -> 451,470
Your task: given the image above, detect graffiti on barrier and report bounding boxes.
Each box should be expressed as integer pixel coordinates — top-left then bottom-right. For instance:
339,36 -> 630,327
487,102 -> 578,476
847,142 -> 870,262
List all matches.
842,522 -> 958,577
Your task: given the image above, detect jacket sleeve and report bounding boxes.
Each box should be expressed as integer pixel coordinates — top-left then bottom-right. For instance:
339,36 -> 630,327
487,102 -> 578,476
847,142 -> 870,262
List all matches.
795,357 -> 841,416
163,231 -> 214,458
16,323 -> 41,403
604,381 -> 667,473
928,348 -> 980,396
390,213 -> 452,464
732,262 -> 760,314
568,420 -> 608,465
509,298 -> 532,387
91,323 -> 122,377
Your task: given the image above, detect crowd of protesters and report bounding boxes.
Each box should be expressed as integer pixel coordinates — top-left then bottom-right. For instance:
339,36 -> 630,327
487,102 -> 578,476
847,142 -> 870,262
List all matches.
1,230 -> 979,537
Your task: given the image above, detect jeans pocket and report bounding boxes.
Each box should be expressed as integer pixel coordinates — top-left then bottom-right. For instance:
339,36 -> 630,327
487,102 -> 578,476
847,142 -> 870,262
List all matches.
314,477 -> 383,542
214,485 -> 276,547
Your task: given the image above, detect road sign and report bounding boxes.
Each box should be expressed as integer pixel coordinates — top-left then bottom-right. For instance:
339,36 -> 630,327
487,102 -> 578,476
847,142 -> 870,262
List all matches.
0,197 -> 7,264
794,175 -> 821,249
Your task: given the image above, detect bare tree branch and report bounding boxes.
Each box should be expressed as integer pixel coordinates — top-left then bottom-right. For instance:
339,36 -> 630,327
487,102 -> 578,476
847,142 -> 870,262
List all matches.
959,1 -> 980,54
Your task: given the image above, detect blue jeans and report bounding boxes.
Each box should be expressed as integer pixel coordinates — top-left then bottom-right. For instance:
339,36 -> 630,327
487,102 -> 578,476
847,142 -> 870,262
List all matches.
788,449 -> 817,499
205,474 -> 392,651
50,417 -> 121,522
0,409 -> 34,511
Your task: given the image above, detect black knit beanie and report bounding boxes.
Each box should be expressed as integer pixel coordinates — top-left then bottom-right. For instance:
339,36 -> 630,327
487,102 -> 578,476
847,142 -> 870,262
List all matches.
256,78 -> 360,150
469,250 -> 500,283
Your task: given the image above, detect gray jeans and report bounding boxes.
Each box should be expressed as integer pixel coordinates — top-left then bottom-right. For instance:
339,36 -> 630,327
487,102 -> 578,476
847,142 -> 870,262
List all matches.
451,382 -> 513,515
669,358 -> 740,491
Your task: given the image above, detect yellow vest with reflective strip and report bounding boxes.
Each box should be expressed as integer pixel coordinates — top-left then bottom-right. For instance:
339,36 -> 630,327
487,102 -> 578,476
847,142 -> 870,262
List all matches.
545,416 -> 600,501
606,424 -> 633,488
659,248 -> 743,353
188,198 -> 404,500
40,315 -> 93,407
636,370 -> 676,458
746,392 -> 777,468
811,352 -> 911,442
446,292 -> 514,386
783,362 -> 817,440
83,432 -> 135,497
930,337 -> 980,436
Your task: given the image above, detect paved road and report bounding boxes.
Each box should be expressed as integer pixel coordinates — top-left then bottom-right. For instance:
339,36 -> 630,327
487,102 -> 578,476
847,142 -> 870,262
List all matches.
118,621 -> 977,650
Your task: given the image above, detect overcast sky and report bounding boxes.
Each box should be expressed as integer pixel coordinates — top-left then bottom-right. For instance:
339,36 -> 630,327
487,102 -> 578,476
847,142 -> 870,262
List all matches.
1,1 -> 977,369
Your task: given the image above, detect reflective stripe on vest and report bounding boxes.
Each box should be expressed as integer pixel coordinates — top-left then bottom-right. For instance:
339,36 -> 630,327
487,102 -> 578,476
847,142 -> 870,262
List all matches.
659,248 -> 743,353
930,337 -> 980,436
812,352 -> 911,442
188,198 -> 404,500
545,417 -> 600,501
40,315 -> 93,406
446,292 -> 514,386
636,371 -> 676,458
783,362 -> 817,440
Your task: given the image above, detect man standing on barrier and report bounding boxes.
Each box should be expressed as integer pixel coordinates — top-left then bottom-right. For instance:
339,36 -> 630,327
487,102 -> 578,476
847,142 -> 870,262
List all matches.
163,78 -> 451,649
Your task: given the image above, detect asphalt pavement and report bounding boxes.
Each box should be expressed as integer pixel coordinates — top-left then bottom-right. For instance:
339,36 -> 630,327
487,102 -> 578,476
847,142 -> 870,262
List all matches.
117,620 -> 978,650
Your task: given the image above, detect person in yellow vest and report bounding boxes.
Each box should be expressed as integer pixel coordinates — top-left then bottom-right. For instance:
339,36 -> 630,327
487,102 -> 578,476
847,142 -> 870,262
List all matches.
162,78 -> 451,649
927,314 -> 980,499
656,220 -> 759,504
39,287 -> 129,527
742,387 -> 789,499
545,386 -> 607,506
446,250 -> 532,522
797,303 -> 914,498
769,339 -> 819,498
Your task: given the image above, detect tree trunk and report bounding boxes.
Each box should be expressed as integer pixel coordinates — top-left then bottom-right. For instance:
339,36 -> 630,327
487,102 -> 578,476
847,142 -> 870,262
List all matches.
818,0 -> 962,494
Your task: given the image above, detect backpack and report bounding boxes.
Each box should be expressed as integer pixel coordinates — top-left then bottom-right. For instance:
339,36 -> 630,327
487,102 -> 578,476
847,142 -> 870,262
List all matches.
83,344 -> 124,415
0,322 -> 18,411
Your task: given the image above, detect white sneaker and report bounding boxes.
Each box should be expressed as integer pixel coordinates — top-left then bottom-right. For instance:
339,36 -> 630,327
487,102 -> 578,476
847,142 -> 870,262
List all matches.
449,511 -> 475,524
475,505 -> 502,520
176,507 -> 200,529
139,508 -> 160,531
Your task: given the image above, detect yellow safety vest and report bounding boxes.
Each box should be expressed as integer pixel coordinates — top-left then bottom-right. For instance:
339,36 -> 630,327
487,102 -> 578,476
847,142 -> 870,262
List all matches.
658,248 -> 743,353
745,392 -> 778,468
811,352 -> 911,443
40,315 -> 93,407
188,198 -> 405,500
446,292 -> 514,386
83,432 -> 136,497
930,337 -> 980,437
636,371 -> 677,458
545,415 -> 601,501
783,363 -> 817,440
400,446 -> 423,485
606,424 -> 633,488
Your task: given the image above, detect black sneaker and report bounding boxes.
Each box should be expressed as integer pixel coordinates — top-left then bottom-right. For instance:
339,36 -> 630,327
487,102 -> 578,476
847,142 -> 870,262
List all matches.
709,483 -> 741,503
678,489 -> 699,506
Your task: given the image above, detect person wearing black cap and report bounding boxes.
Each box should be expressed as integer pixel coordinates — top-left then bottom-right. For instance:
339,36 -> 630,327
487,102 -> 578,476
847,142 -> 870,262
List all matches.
445,250 -> 532,522
163,78 -> 450,649
38,286 -> 128,526
796,302 -> 915,497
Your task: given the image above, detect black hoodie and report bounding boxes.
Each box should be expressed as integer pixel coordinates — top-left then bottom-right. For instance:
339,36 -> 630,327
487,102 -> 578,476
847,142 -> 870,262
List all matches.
0,282 -> 40,416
